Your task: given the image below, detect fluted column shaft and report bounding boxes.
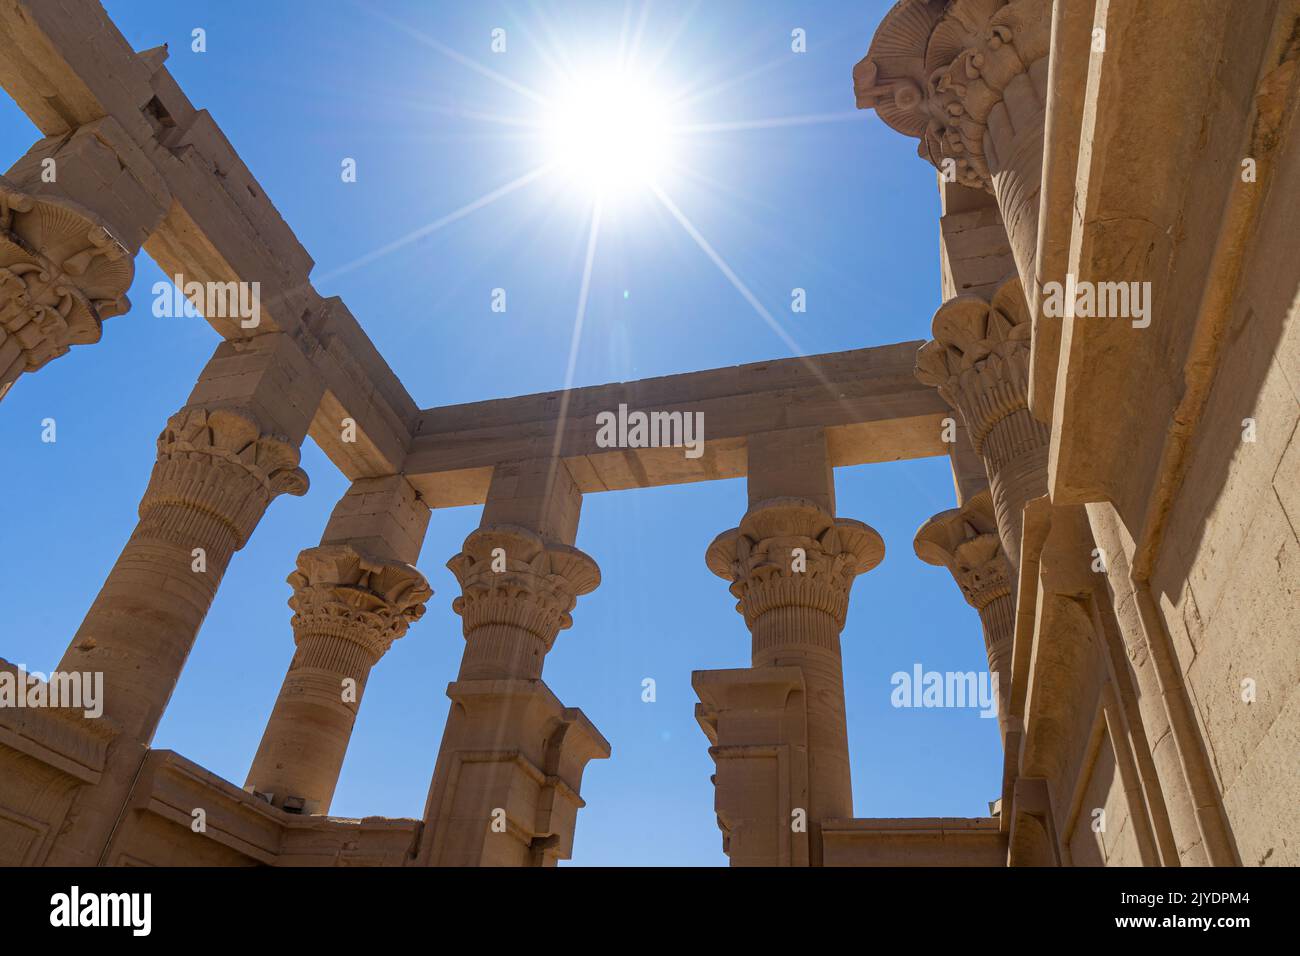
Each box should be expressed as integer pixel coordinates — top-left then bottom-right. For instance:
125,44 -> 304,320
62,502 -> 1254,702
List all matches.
246,544 -> 429,814
58,406 -> 307,744
751,605 -> 853,818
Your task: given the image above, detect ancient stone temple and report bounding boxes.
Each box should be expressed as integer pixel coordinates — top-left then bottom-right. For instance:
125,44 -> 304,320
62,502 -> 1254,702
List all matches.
0,0 -> 1296,867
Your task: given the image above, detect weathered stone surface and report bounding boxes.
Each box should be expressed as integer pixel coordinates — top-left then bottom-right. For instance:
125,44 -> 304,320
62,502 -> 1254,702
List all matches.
0,0 -> 1294,870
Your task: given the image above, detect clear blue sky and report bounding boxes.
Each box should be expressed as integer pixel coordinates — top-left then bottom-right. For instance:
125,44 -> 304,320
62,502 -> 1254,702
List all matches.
0,0 -> 1001,865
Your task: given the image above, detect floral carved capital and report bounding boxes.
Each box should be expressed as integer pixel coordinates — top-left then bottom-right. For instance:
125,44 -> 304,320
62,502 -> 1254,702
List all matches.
288,544 -> 432,661
914,489 -> 1012,610
706,498 -> 884,630
447,525 -> 600,647
141,406 -> 310,547
915,274 -> 1031,454
853,0 -> 1051,191
0,180 -> 133,383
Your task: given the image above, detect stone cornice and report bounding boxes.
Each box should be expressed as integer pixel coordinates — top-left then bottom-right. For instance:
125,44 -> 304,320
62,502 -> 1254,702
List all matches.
447,525 -> 600,647
706,498 -> 884,630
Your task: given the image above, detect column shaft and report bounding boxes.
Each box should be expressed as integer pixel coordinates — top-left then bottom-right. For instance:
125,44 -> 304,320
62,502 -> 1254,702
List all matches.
59,405 -> 307,744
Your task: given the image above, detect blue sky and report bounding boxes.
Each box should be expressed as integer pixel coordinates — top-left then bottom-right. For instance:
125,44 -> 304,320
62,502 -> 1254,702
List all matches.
0,0 -> 1001,865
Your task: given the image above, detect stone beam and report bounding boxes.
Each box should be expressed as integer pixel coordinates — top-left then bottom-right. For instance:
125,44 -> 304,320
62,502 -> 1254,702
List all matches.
0,0 -> 417,478
404,342 -> 950,507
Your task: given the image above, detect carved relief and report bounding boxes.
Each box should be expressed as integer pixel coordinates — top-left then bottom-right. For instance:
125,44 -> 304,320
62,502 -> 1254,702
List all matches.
915,275 -> 1043,469
915,489 -> 1012,612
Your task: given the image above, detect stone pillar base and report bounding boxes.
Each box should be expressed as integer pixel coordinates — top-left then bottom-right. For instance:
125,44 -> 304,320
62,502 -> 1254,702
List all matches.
419,679 -> 609,867
693,665 -> 812,867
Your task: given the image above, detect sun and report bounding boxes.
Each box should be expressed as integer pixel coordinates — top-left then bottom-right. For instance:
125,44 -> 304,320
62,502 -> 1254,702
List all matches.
542,67 -> 677,199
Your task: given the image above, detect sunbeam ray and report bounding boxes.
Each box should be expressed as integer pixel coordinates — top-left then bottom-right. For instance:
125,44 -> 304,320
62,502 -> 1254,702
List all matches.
649,183 -> 806,358
673,112 -> 863,135
547,198 -> 605,496
318,164 -> 555,283
669,52 -> 791,112
356,1 -> 551,106
650,183 -> 859,407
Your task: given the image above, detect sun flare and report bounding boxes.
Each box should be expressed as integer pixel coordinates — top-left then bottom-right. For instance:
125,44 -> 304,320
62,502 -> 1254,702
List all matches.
542,68 -> 677,198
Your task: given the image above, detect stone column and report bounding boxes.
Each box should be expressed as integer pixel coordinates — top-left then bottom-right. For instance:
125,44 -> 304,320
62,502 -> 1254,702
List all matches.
914,488 -> 1015,731
705,498 -> 883,859
916,275 -> 1049,573
43,333 -> 323,866
246,545 -> 429,815
696,427 -> 883,866
418,458 -> 609,867
58,404 -> 308,744
1,118 -> 170,400
854,0 -> 1051,298
246,476 -> 432,815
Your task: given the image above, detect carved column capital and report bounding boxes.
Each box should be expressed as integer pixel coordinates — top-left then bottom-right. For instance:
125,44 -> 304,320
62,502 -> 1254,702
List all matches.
288,544 -> 431,661
448,524 -> 600,650
706,497 -> 884,631
915,489 -> 1012,611
916,277 -> 1048,572
853,0 -> 1051,192
141,406 -> 310,554
0,181 -> 133,391
916,489 -> 1016,732
916,275 -> 1043,469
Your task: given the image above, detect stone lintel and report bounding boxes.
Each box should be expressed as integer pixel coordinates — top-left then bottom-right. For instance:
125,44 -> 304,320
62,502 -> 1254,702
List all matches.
405,342 -> 949,508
